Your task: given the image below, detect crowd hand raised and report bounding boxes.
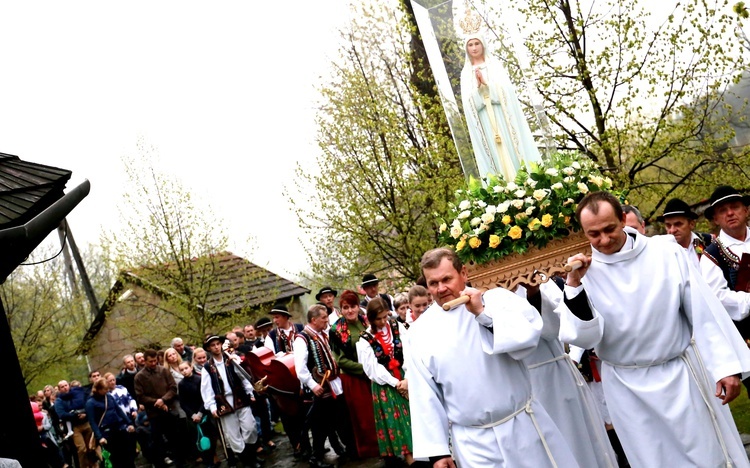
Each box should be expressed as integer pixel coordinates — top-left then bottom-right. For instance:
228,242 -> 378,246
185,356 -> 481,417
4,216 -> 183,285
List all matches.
565,253 -> 591,287
460,287 -> 484,317
716,375 -> 741,405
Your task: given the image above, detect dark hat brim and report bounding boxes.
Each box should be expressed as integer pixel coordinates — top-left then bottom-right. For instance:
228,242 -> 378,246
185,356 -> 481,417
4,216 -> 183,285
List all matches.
361,278 -> 379,286
203,335 -> 227,347
268,308 -> 292,317
656,210 -> 699,222
255,321 -> 273,329
705,194 -> 750,220
315,288 -> 338,300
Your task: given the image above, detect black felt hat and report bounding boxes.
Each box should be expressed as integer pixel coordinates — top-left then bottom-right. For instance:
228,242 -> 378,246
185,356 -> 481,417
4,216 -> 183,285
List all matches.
203,334 -> 227,347
361,273 -> 379,287
656,198 -> 698,222
268,304 -> 292,317
704,186 -> 750,220
315,286 -> 338,301
254,317 -> 272,329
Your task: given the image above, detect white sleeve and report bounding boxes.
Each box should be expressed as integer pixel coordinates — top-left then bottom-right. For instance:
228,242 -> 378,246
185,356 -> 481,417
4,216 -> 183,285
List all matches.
477,288 -> 542,360
200,367 -> 217,413
568,344 -> 585,364
293,337 -> 317,390
700,253 -> 750,321
263,335 -> 275,351
555,285 -> 605,349
356,338 -> 399,387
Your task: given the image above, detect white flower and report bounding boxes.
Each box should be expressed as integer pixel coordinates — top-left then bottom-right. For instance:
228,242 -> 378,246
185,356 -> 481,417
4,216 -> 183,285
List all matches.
457,210 -> 471,220
604,177 -> 613,188
476,200 -> 487,208
506,182 -> 519,191
485,205 -> 497,215
470,217 -> 482,227
533,189 -> 549,202
497,201 -> 510,213
512,199 -> 525,209
589,175 -> 604,187
526,206 -> 535,215
476,224 -> 489,234
459,200 -> 471,210
452,219 -> 461,227
572,161 -> 581,169
563,167 -> 575,176
563,198 -> 575,206
450,225 -> 462,239
545,168 -> 559,177
481,212 -> 495,224
551,182 -> 564,190
514,189 -> 527,198
577,182 -> 589,194
493,185 -> 504,193
563,176 -> 575,184
439,223 -> 447,233
524,197 -> 535,205
525,178 -> 538,188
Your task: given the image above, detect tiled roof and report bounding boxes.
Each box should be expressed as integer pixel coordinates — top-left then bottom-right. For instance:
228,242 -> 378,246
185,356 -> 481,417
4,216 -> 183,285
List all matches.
0,153 -> 71,228
128,251 -> 309,313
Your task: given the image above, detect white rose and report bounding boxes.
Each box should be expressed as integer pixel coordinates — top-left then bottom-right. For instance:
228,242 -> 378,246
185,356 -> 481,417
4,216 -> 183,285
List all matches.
526,178 -> 538,188
526,206 -> 535,215
457,210 -> 471,220
476,200 -> 487,208
572,161 -> 581,169
533,189 -> 549,201
450,225 -> 462,239
512,199 -> 525,209
452,219 -> 461,227
493,185 -> 504,193
577,182 -> 589,194
514,189 -> 527,198
589,175 -> 604,187
439,223 -> 447,233
564,176 -> 575,184
497,201 -> 510,213
470,217 -> 482,227
563,198 -> 575,205
459,200 -> 471,210
563,167 -> 575,176
485,205 -> 497,215
551,182 -> 563,190
481,212 -> 495,224
545,168 -> 559,177
506,182 -> 519,191
524,197 -> 535,205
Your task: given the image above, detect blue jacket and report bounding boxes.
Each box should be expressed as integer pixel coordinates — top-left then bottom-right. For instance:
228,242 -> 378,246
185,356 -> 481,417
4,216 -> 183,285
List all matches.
55,386 -> 88,424
85,393 -> 131,441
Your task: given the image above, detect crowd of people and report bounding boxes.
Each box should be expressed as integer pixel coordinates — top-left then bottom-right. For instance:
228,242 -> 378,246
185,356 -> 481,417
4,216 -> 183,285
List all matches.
29,183 -> 750,468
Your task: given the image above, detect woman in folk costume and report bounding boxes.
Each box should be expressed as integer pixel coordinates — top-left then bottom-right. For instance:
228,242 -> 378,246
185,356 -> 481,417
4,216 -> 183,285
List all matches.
460,30 -> 542,181
356,297 -> 413,466
329,290 -> 380,459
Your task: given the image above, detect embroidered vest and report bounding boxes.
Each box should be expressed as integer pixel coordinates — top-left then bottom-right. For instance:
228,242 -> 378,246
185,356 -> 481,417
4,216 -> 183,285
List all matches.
703,237 -> 750,339
204,354 -> 251,410
298,329 -> 339,383
360,319 -> 404,374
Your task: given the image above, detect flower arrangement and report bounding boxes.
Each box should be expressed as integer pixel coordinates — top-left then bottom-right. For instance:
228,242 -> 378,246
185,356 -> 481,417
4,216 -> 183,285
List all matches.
437,152 -> 615,265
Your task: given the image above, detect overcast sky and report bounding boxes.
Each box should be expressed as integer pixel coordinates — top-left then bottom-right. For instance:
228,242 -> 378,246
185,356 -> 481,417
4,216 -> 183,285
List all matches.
0,2 -> 351,280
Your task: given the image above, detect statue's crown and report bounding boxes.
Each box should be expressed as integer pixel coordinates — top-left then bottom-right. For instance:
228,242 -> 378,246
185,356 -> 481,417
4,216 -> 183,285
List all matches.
459,6 -> 483,35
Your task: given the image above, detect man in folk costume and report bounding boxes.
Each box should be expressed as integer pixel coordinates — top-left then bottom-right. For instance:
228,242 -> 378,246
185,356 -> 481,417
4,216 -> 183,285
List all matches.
407,248 -> 578,468
559,191 -> 750,467
316,286 -> 341,326
360,273 -> 395,312
293,304 -> 355,468
264,304 -> 304,354
656,198 -> 713,268
517,281 -> 618,468
200,334 -> 260,468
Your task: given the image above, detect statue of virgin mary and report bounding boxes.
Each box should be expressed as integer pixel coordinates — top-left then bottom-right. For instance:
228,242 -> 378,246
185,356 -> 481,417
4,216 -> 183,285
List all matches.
460,33 -> 542,181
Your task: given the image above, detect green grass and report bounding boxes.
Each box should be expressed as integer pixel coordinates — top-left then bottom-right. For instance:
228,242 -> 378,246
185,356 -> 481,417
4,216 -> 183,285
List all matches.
730,385 -> 750,434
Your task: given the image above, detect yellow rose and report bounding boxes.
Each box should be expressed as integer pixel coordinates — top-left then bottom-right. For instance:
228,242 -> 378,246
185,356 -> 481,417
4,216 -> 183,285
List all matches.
541,213 -> 553,228
501,215 -> 512,225
469,237 -> 482,249
564,216 -> 571,225
489,234 -> 501,248
456,238 -> 467,251
528,218 -> 542,231
508,226 -> 523,240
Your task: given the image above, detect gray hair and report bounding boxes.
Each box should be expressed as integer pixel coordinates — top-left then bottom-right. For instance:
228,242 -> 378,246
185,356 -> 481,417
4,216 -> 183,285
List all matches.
621,204 -> 644,224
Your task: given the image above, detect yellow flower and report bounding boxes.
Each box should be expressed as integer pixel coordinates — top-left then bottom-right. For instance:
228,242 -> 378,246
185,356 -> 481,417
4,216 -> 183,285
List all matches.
489,234 -> 501,248
508,226 -> 523,240
564,216 -> 571,225
501,215 -> 512,225
528,218 -> 542,231
469,237 -> 482,249
456,238 -> 467,251
541,213 -> 553,228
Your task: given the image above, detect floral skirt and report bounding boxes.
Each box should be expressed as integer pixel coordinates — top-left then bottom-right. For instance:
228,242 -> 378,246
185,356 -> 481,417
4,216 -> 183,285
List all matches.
371,382 -> 412,457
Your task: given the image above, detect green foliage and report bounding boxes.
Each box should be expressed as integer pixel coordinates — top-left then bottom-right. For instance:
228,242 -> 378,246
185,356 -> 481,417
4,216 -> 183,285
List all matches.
504,0 -> 748,218
437,153 -> 614,264
290,1 -> 464,287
